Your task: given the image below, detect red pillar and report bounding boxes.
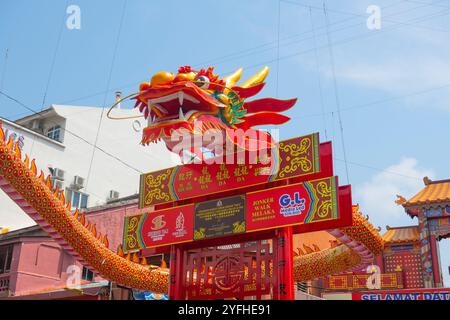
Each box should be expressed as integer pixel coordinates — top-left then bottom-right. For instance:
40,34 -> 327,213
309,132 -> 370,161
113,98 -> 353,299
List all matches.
275,226 -> 295,300
168,245 -> 185,300
430,234 -> 442,287
168,245 -> 177,300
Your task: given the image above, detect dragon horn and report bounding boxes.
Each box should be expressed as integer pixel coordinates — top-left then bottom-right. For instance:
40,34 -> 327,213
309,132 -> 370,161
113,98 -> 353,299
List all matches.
91,224 -> 97,237
240,66 -> 269,88
132,253 -> 140,263
140,257 -> 148,265
223,68 -> 242,93
39,171 -> 45,183
0,126 -> 4,141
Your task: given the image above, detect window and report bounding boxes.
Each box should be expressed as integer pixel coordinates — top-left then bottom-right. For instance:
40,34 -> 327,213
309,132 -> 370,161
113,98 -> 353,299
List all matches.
66,189 -> 89,209
82,267 -> 94,282
0,245 -> 13,274
47,125 -> 61,142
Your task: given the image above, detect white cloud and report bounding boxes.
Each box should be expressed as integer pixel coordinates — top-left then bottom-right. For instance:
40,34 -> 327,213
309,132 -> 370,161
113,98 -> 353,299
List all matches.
354,157 -> 434,230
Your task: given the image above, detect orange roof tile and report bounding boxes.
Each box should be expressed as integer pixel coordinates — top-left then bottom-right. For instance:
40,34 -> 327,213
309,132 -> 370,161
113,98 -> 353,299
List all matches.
402,178 -> 450,207
382,226 -> 419,243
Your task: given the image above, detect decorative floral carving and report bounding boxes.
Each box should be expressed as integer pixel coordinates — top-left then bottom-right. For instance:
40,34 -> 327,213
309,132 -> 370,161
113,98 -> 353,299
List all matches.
143,169 -> 172,205
278,138 -> 312,178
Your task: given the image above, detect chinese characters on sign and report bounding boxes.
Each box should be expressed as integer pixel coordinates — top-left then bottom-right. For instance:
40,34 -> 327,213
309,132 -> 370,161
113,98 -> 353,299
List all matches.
124,176 -> 339,251
139,133 -> 320,208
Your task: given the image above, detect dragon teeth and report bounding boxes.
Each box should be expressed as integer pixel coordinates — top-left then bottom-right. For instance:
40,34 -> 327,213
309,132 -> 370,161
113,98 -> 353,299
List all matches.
178,92 -> 184,106
179,107 -> 186,121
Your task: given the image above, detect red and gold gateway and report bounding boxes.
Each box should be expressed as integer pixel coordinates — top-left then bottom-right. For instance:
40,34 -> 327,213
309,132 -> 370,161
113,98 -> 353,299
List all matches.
122,132 -> 382,300
0,65 -> 384,300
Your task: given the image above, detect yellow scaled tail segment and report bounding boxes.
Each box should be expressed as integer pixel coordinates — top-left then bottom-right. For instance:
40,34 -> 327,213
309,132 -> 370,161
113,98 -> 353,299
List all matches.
0,122 -> 383,293
0,126 -> 169,293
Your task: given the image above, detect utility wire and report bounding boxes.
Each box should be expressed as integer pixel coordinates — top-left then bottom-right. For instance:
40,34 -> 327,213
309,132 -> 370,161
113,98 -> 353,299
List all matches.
40,0 -> 69,111
0,90 -> 142,174
29,0 -> 68,159
236,5 -> 450,82
84,0 -> 128,191
276,0 -> 282,97
294,81 -> 450,120
323,1 -> 350,184
309,7 -> 328,141
334,158 -> 423,181
50,0 -> 434,108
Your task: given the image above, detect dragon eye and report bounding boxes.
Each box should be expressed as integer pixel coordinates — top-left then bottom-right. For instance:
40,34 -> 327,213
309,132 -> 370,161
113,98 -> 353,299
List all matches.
196,75 -> 210,89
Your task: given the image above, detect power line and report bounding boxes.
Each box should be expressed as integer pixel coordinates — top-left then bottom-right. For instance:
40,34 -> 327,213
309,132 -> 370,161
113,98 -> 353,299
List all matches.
282,0 -> 450,34
29,1 -> 69,159
323,1 -> 350,185
40,0 -> 69,111
85,0 -> 128,191
276,0 -> 282,97
295,82 -> 450,119
309,7 -> 328,140
0,90 -> 142,174
234,4 -> 450,78
334,158 -> 423,181
48,0 -> 431,108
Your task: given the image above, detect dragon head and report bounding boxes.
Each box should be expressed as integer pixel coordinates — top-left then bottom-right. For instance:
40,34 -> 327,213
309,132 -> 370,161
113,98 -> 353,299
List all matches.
133,66 -> 297,157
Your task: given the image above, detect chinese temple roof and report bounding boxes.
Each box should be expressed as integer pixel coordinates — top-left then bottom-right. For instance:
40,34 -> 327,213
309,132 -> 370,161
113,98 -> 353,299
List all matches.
396,177 -> 450,208
382,226 -> 420,244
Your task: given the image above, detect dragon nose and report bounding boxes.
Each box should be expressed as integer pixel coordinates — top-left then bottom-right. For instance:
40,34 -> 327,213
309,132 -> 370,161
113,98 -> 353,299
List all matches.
150,72 -> 175,86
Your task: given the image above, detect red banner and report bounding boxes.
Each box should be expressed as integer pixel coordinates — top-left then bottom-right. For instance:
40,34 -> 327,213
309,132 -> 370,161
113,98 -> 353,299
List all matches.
124,176 -> 342,251
124,205 -> 194,251
352,288 -> 450,300
139,133 -> 320,208
246,176 -> 338,232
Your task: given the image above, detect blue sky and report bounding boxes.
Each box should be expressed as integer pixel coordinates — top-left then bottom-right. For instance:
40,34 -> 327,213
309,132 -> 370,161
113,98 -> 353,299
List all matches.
1,0 -> 449,286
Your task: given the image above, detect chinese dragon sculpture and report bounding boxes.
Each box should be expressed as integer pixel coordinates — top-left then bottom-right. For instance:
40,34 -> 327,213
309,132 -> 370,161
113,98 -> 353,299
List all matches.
0,65 -> 383,295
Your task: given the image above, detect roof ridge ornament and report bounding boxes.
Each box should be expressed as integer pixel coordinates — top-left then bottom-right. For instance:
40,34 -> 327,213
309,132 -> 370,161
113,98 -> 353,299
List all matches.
423,176 -> 432,185
395,194 -> 407,205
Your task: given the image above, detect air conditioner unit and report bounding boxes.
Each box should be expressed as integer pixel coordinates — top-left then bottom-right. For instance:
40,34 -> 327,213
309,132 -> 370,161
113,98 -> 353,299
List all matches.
72,175 -> 85,189
53,179 -> 64,191
108,190 -> 120,201
52,168 -> 65,181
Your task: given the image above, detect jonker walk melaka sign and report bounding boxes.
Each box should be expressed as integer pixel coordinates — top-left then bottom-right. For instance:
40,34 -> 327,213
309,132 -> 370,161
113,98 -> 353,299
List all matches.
123,133 -> 345,251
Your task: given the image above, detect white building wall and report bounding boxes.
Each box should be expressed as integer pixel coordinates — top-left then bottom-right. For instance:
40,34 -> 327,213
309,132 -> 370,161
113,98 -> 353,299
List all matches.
0,105 -> 180,230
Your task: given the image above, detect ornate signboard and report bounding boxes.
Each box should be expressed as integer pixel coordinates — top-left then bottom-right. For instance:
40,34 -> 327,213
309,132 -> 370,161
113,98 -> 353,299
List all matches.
194,195 -> 246,240
123,205 -> 194,251
352,288 -> 450,300
246,176 -> 338,232
124,176 -> 340,251
139,133 -> 320,208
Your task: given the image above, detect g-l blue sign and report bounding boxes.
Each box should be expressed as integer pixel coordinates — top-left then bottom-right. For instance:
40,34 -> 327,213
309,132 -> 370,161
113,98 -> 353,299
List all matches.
279,192 -> 306,217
